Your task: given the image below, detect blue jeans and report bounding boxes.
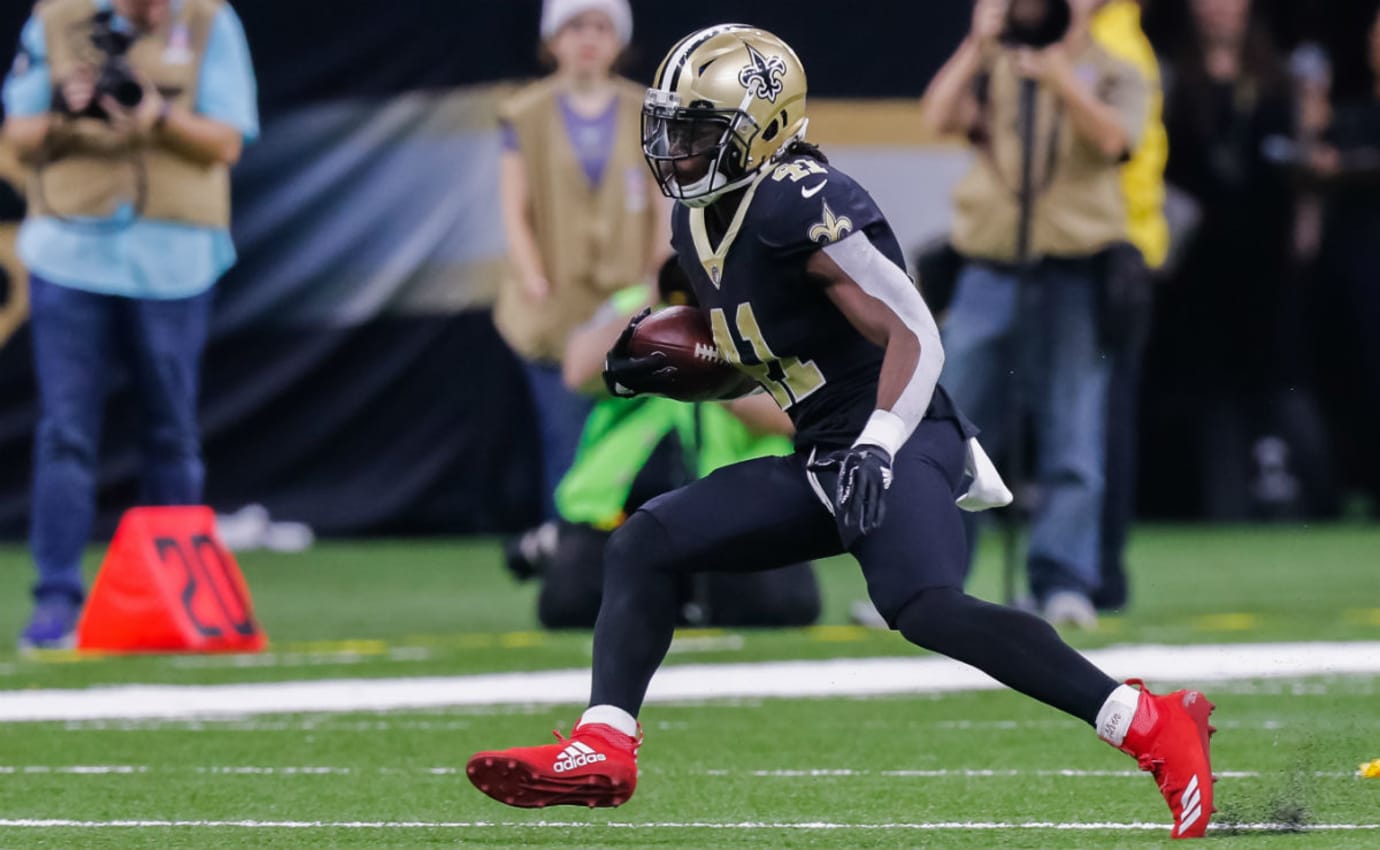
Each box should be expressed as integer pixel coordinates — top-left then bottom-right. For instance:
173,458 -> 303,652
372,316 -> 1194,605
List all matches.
28,275 -> 212,605
521,360 -> 594,521
940,260 -> 1110,600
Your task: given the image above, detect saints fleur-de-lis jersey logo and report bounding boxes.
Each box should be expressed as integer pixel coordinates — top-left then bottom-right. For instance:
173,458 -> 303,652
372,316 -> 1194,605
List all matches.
738,42 -> 788,103
808,201 -> 853,244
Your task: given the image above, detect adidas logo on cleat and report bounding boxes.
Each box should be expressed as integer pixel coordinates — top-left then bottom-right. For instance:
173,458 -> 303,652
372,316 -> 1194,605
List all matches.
553,741 -> 606,773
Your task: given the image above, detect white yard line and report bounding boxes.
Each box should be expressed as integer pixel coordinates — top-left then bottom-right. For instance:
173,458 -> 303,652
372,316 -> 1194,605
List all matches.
56,715 -> 1313,733
168,647 -> 434,670
0,818 -> 1376,832
2,641 -> 1379,723
708,767 -> 1362,779
0,766 -> 146,775
5,765 -> 1360,779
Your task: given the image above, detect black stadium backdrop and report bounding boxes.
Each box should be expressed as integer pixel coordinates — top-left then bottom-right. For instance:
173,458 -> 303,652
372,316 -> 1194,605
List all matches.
0,0 -> 1372,538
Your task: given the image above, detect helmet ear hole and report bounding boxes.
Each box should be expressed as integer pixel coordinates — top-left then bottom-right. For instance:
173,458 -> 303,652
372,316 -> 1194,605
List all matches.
761,118 -> 780,143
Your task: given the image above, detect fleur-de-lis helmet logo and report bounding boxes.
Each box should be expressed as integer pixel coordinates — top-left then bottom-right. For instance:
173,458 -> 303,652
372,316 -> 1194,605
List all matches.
738,42 -> 788,103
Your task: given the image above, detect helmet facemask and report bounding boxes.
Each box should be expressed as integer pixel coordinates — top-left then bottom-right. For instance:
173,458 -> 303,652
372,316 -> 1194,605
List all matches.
642,89 -> 761,208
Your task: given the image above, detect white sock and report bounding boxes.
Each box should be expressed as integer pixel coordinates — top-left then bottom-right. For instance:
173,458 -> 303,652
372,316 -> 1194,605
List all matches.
1095,684 -> 1142,746
579,704 -> 638,737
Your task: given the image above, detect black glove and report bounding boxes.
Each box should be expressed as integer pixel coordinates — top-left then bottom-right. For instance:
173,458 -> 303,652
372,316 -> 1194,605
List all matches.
602,308 -> 675,398
809,444 -> 893,546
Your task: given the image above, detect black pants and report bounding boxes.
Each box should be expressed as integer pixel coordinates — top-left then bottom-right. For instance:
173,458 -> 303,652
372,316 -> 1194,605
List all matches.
1095,245 -> 1153,611
538,522 -> 821,629
588,418 -> 1117,719
1095,332 -> 1144,610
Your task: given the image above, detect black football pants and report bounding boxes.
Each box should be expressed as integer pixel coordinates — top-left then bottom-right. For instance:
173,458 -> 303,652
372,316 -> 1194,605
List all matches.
589,418 -> 1117,722
538,522 -> 821,629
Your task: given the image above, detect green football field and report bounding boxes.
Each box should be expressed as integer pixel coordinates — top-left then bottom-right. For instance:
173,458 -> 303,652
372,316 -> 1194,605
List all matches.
0,524 -> 1377,849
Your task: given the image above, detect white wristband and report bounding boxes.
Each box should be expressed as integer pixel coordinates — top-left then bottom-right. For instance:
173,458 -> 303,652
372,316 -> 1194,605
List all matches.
854,409 -> 908,457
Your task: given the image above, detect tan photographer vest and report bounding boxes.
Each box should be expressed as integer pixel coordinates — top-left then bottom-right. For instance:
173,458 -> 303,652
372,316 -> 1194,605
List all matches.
494,77 -> 654,363
28,0 -> 230,228
951,44 -> 1147,263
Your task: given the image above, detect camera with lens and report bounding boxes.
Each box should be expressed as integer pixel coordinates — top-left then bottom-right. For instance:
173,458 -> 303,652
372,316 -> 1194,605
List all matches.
1001,0 -> 1072,49
60,11 -> 144,121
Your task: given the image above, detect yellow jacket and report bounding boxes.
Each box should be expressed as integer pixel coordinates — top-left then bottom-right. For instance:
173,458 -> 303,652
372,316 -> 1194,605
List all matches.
1092,0 -> 1169,268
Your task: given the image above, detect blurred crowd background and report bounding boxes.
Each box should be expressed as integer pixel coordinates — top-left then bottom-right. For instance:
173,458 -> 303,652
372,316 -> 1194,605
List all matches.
0,0 -> 1377,543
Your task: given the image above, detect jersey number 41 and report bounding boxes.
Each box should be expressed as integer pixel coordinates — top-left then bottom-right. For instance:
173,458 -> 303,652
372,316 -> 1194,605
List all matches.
709,302 -> 825,409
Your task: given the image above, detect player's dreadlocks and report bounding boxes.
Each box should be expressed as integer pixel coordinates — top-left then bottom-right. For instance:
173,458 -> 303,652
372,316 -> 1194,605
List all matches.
784,140 -> 829,164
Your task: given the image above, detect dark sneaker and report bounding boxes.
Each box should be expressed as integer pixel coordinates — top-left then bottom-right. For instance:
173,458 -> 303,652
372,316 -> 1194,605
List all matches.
19,597 -> 82,651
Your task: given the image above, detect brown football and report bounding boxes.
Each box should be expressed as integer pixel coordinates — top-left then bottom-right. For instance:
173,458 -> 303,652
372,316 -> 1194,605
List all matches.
626,306 -> 756,402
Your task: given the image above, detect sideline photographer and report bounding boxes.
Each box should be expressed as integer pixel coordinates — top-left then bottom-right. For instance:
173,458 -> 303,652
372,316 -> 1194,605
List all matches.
2,0 -> 257,649
921,0 -> 1150,629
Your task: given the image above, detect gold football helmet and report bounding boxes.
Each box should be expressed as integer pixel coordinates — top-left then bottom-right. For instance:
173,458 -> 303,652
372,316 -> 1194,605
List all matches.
642,24 -> 808,207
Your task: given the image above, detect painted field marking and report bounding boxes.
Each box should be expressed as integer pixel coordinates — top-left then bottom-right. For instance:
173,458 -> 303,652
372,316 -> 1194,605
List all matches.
0,766 -> 146,775
168,645 -> 434,670
54,714 -> 1326,733
4,641 -> 1380,722
0,764 -> 1365,779
1192,613 -> 1263,632
0,818 -> 1376,832
1345,608 -> 1380,627
668,634 -> 745,654
707,768 -> 1360,779
807,625 -> 871,642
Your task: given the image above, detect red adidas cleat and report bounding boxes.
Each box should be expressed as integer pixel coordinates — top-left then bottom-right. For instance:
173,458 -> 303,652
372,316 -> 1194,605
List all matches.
1115,679 -> 1217,839
466,722 -> 640,809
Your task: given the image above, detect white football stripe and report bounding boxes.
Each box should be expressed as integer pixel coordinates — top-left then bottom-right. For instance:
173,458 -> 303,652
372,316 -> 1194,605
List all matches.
707,768 -> 1356,779
0,818 -> 1376,832
0,764 -> 1362,779
0,766 -> 145,775
1,641 -> 1379,722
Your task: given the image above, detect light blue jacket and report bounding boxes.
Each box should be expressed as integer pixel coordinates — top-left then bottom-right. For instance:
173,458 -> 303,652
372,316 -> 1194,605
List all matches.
2,0 -> 259,299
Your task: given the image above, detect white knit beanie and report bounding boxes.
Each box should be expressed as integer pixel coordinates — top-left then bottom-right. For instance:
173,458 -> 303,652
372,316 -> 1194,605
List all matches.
541,0 -> 633,46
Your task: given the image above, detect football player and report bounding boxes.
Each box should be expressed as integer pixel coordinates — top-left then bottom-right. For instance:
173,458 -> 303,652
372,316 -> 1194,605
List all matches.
467,24 -> 1216,838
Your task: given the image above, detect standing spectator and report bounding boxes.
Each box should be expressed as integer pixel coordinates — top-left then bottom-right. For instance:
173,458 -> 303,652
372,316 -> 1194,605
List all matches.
1089,0 -> 1168,611
1305,6 -> 1380,509
3,0 -> 258,649
1156,0 -> 1327,519
921,0 -> 1150,628
495,0 -> 670,520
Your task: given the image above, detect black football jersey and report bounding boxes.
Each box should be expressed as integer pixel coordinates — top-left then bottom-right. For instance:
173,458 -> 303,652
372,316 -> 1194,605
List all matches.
671,154 -> 970,449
